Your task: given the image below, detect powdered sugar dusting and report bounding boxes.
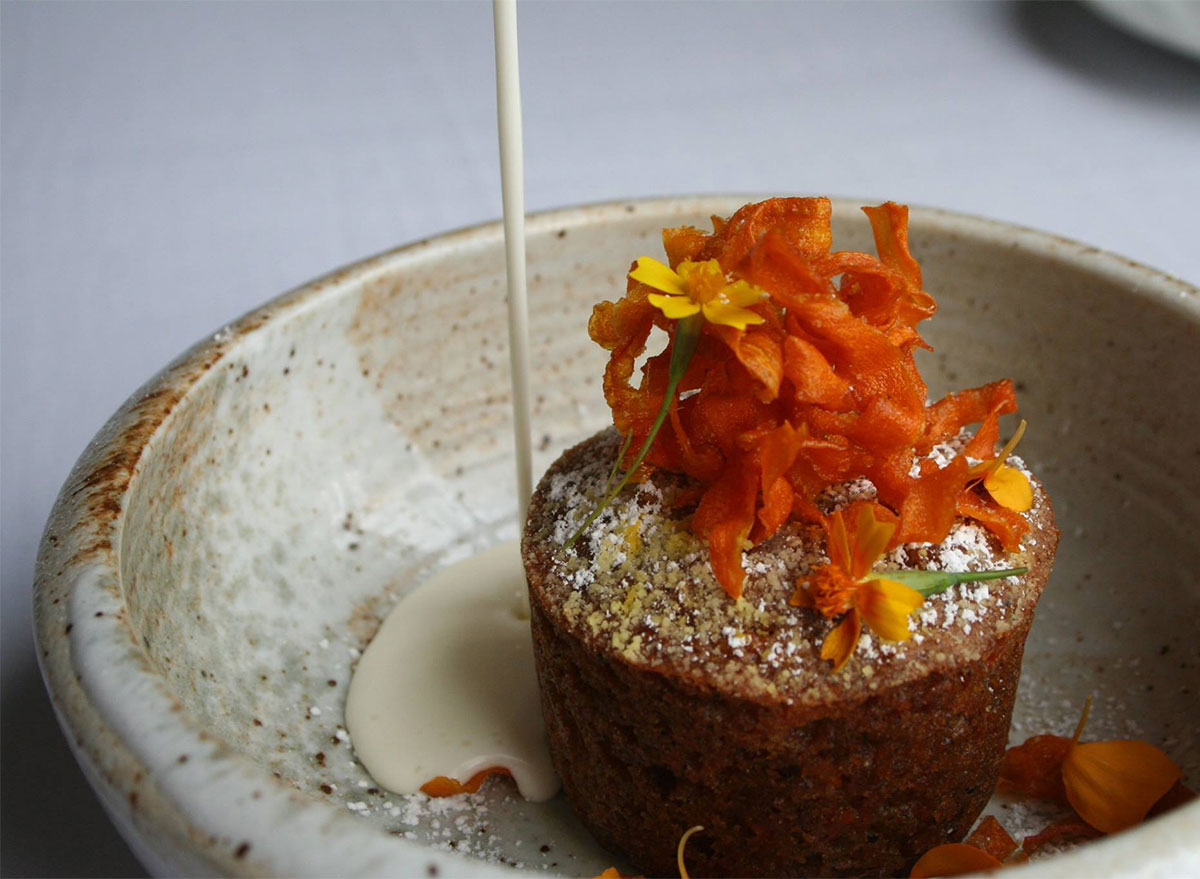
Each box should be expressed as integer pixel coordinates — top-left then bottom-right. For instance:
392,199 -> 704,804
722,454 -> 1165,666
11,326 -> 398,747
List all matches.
527,429 -> 1055,705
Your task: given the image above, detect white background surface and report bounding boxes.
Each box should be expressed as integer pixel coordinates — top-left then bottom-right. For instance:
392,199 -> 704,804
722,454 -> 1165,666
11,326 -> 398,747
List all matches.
2,2 -> 1198,875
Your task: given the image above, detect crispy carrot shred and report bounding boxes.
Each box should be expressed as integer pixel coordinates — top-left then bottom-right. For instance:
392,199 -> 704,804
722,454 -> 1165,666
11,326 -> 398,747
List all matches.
692,462 -> 759,599
893,455 -> 969,547
662,225 -> 710,268
1020,817 -> 1101,854
965,815 -> 1019,862
955,490 -> 1029,552
909,843 -> 1003,878
998,734 -> 1072,803
783,335 -> 851,407
709,323 -> 785,402
862,202 -> 922,290
588,198 -> 1026,599
921,380 -> 1017,455
700,196 -> 833,270
419,767 -> 511,797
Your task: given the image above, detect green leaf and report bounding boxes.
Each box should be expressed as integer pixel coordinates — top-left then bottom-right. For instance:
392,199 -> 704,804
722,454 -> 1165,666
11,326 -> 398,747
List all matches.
563,314 -> 703,551
878,566 -> 1027,597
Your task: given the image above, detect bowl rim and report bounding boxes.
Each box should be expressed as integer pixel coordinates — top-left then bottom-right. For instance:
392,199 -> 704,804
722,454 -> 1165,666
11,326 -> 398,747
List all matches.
33,195 -> 1200,877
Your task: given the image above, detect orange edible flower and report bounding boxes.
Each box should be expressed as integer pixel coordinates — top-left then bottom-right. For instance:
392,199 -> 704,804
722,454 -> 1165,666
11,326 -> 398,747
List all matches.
791,502 -> 924,670
632,257 -> 767,330
592,869 -> 640,879
909,843 -> 1003,878
419,766 -> 511,797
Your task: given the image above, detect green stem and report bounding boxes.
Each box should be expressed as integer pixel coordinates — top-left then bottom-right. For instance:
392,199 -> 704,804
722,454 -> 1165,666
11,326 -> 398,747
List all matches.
1071,694 -> 1093,744
604,430 -> 634,490
880,566 -> 1028,597
564,314 -> 703,551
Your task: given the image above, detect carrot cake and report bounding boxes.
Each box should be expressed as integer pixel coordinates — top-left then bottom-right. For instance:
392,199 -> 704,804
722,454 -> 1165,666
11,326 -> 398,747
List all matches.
521,197 -> 1059,877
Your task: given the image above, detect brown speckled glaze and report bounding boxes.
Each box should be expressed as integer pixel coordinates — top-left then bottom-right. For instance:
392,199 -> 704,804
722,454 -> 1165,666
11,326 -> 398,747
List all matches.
34,198 -> 1200,877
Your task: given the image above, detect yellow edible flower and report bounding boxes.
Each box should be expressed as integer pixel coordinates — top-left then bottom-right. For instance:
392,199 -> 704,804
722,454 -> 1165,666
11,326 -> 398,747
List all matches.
970,419 -> 1033,512
631,257 -> 767,330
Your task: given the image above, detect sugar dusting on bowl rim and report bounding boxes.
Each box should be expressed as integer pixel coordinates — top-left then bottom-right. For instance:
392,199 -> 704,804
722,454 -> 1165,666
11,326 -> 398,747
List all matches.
33,196 -> 1200,877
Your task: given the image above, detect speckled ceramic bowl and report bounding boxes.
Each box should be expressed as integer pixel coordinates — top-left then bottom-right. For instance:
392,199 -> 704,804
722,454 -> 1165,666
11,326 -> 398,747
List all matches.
35,197 -> 1200,877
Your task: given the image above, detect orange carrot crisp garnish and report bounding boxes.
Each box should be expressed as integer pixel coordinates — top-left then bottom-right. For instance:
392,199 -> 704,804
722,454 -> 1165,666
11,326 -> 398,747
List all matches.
419,766 -> 511,797
998,734 -> 1073,803
964,815 -> 1019,862
1020,817 -> 1101,855
585,197 -> 1031,601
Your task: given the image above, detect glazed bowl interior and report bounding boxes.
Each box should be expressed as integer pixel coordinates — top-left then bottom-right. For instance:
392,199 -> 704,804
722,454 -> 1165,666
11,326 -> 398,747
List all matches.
38,197 -> 1200,877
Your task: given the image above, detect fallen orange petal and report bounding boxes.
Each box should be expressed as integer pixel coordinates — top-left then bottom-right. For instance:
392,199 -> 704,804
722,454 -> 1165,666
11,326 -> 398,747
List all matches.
909,843 -> 1003,878
820,610 -> 861,671
1063,739 -> 1183,833
965,815 -> 1018,862
857,577 -> 924,642
419,766 -> 511,797
848,502 -> 896,580
983,464 -> 1033,512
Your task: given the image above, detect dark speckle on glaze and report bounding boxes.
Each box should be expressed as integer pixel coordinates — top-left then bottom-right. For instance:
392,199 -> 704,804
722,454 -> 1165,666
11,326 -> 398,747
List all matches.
30,198 -> 1200,876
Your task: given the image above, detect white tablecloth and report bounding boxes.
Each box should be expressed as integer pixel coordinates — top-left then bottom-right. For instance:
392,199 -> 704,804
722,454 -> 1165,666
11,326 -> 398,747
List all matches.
2,2 -> 1198,874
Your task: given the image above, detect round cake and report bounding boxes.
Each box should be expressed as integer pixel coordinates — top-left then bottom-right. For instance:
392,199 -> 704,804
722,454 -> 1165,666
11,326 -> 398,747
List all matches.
521,197 -> 1059,876
523,430 -> 1057,877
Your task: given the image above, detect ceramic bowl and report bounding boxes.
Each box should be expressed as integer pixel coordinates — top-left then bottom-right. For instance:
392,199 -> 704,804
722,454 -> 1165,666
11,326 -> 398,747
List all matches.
35,197 -> 1200,877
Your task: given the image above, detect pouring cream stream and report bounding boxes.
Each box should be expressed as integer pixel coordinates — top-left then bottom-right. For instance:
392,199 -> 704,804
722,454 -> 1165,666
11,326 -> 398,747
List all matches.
344,0 -> 558,803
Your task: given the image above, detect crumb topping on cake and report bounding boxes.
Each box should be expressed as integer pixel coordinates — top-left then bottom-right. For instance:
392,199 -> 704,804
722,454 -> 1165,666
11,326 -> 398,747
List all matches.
527,428 -> 1054,705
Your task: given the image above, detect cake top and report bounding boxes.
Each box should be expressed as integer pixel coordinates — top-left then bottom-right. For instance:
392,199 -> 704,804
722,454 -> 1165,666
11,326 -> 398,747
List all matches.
563,197 -> 1040,671
529,428 -> 1055,704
